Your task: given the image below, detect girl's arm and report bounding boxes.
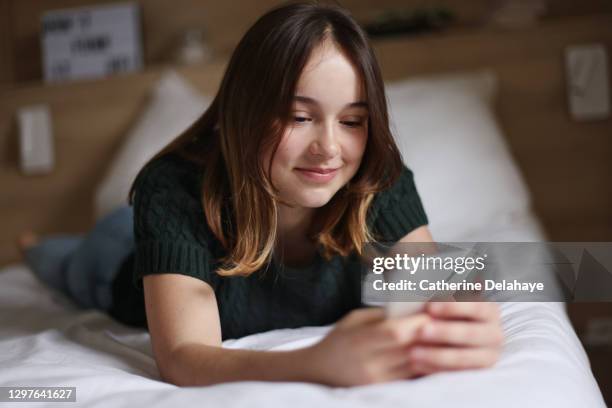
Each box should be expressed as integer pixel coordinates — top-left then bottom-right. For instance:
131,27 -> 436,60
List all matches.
143,273 -> 430,387
168,343 -> 318,386
143,273 -> 320,385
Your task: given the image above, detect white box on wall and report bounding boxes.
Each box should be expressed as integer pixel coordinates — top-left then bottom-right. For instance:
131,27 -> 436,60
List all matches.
41,2 -> 143,82
565,43 -> 610,121
17,104 -> 55,175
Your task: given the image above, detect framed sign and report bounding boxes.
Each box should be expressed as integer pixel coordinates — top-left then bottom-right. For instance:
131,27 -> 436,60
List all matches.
41,2 -> 143,82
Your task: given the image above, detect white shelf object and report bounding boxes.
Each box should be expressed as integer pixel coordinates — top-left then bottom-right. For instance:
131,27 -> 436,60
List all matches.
17,104 -> 55,175
565,43 -> 610,121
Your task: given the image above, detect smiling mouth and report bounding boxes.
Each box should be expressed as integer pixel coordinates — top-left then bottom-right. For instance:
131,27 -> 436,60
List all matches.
294,167 -> 340,174
294,167 -> 340,183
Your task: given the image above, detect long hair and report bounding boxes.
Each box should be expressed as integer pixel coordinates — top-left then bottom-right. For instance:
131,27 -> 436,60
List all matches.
127,1 -> 404,276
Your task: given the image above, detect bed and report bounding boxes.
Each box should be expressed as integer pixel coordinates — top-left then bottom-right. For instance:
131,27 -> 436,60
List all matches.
0,66 -> 606,406
0,269 -> 605,408
0,235 -> 605,407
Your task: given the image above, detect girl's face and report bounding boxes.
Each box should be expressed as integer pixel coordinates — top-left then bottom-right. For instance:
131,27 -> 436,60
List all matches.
267,39 -> 369,210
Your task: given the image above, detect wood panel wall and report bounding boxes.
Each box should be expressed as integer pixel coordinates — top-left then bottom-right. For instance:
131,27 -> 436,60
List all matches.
2,0 -> 612,86
0,0 -> 14,88
374,15 -> 612,242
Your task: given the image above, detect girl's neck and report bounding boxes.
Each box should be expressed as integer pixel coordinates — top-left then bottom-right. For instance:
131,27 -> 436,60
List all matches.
276,204 -> 314,242
275,204 -> 318,267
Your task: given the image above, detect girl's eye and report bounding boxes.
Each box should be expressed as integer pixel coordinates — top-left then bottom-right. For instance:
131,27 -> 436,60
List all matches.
291,116 -> 366,127
341,120 -> 364,128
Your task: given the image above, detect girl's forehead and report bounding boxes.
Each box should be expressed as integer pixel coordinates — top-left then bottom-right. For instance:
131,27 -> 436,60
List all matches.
295,42 -> 366,105
300,40 -> 352,79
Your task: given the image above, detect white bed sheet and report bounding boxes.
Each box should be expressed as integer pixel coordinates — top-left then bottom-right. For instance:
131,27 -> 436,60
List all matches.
0,217 -> 605,407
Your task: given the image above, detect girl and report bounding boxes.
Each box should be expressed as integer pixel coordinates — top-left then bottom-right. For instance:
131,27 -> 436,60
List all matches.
19,2 -> 503,387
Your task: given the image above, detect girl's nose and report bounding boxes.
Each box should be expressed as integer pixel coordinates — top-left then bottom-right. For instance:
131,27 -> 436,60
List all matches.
309,124 -> 339,158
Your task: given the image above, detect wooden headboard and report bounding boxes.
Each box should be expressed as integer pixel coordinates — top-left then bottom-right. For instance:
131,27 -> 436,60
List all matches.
1,14 -> 611,267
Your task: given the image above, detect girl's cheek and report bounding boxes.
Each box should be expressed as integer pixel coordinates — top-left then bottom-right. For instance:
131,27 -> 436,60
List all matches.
345,137 -> 367,159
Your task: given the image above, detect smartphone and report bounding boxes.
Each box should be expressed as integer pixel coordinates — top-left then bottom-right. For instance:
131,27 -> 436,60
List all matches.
385,301 -> 425,318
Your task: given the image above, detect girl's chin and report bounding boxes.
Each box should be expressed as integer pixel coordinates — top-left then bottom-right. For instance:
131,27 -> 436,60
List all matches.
295,190 -> 341,208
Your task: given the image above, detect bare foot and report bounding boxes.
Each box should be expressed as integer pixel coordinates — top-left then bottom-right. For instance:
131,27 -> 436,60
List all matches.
17,231 -> 39,257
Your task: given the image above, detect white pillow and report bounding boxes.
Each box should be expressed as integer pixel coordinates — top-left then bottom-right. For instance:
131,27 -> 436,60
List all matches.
385,70 -> 542,242
95,70 -> 211,219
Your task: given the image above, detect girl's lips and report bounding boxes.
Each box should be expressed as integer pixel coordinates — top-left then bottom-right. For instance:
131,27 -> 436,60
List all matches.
295,167 -> 339,183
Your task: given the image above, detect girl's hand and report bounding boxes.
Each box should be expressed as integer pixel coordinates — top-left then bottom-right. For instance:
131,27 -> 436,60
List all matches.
306,307 -> 431,387
409,302 -> 504,375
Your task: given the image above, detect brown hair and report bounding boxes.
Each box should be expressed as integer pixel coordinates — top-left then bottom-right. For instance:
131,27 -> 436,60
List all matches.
128,1 -> 404,276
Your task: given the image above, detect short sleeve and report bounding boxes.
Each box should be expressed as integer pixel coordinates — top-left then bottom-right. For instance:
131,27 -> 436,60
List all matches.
367,163 -> 429,243
131,154 -> 216,291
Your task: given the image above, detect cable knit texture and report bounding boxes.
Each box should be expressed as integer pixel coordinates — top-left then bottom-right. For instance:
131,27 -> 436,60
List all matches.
109,153 -> 428,340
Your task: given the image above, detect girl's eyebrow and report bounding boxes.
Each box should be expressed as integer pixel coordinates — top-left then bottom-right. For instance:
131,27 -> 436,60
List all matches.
294,95 -> 368,109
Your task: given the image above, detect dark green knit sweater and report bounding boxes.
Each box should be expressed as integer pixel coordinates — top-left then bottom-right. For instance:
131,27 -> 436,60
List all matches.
109,153 -> 429,340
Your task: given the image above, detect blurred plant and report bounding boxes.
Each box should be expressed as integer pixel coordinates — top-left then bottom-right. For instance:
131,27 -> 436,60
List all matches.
364,7 -> 455,38
487,0 -> 548,28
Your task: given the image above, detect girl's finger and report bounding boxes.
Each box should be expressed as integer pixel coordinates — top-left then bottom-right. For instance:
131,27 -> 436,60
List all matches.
338,306 -> 386,329
390,352 -> 450,379
418,321 -> 504,347
405,361 -> 441,376
383,346 -> 416,372
408,346 -> 500,370
387,353 -> 432,379
368,345 -> 426,381
425,302 -> 500,322
370,314 -> 431,347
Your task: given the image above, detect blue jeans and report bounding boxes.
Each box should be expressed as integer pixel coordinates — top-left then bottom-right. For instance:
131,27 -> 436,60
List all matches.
24,205 -> 135,311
